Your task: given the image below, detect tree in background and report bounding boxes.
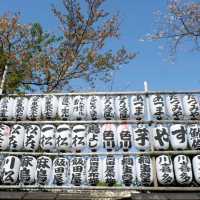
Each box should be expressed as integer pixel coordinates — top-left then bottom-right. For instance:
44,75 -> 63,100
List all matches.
0,13 -> 57,93
48,0 -> 135,92
144,0 -> 200,60
0,0 -> 135,93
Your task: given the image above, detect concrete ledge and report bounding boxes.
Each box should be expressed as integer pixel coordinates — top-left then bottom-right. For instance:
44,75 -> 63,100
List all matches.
1,192 -> 200,200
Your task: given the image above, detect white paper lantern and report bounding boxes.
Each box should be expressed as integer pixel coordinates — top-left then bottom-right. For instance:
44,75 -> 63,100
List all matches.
135,156 -> 153,186
166,95 -> 184,120
0,124 -> 11,150
87,96 -> 102,120
102,155 -> 119,186
58,96 -> 72,120
70,156 -> 86,186
174,155 -> 192,184
117,124 -> 133,151
53,157 -> 69,185
24,125 -> 41,151
150,94 -> 166,119
170,124 -> 187,150
119,155 -> 136,186
2,156 -> 21,184
115,96 -> 130,120
12,97 -> 28,120
86,155 -> 102,186
0,97 -> 13,120
27,96 -> 42,120
183,95 -> 200,119
72,125 -> 86,152
37,156 -> 52,185
156,155 -> 174,185
9,124 -> 25,150
152,125 -> 169,150
0,155 -> 5,180
20,156 -> 37,184
56,124 -> 71,151
192,155 -> 200,184
71,96 -> 87,120
187,124 -> 200,150
40,125 -> 56,151
102,96 -> 115,120
41,95 -> 58,119
102,124 -> 117,151
87,124 -> 101,151
130,95 -> 145,120
133,124 -> 150,151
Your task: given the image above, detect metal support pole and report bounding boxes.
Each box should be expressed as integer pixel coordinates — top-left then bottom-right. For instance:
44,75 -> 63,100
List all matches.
2,90 -> 200,97
144,81 -> 158,187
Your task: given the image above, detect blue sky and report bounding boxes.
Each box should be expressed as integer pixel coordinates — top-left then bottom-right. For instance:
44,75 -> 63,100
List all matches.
0,0 -> 200,92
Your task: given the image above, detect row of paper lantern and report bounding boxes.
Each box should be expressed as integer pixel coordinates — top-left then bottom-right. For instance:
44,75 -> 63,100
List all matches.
1,123 -> 200,152
0,94 -> 199,121
0,154 -> 199,186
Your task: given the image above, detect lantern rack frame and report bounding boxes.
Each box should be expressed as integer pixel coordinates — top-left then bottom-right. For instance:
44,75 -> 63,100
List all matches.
2,90 -> 200,96
0,185 -> 200,192
1,82 -> 200,192
0,149 -> 200,156
1,119 -> 200,124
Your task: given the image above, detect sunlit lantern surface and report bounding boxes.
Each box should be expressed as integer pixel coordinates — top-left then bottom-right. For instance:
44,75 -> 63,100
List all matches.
192,155 -> 200,184
56,124 -> 71,151
133,124 -> 150,151
102,124 -> 117,151
174,155 -> 192,185
72,125 -> 86,152
0,97 -> 13,120
86,155 -> 102,186
187,124 -> 200,150
170,124 -> 187,150
19,156 -> 37,185
53,157 -> 69,185
166,95 -> 184,120
13,97 -> 28,120
119,155 -> 136,186
9,124 -> 25,150
117,124 -> 133,151
41,95 -> 58,119
86,124 -> 101,151
0,124 -> 10,150
183,95 -> 200,119
135,156 -> 153,186
27,96 -> 42,120
37,156 -> 52,185
40,125 -> 56,151
102,96 -> 115,120
115,96 -> 130,120
24,125 -> 40,151
130,95 -> 145,120
2,156 -> 21,184
156,155 -> 174,185
149,94 -> 165,120
152,125 -> 169,150
70,156 -> 86,186
72,96 -> 87,120
87,96 -> 102,120
102,155 -> 119,186
58,96 -> 72,120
